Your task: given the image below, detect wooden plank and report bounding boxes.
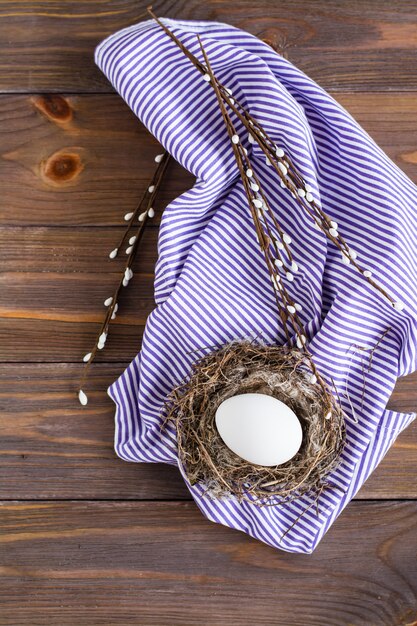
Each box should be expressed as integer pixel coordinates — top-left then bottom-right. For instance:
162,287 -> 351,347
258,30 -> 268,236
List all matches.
0,92 -> 416,226
0,271 -> 153,361
0,94 -> 194,225
0,500 -> 416,625
0,319 -> 143,362
0,363 -> 188,500
1,2 -> 417,92
336,92 -> 417,182
0,364 -> 415,500
0,226 -> 159,273
0,271 -> 154,325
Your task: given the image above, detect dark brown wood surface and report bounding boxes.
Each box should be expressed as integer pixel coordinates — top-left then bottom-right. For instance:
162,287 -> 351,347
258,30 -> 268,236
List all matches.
1,501 -> 416,626
1,1 -> 417,92
0,2 -> 416,625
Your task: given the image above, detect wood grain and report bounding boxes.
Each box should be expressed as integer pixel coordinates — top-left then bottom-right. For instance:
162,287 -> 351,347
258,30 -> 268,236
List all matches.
1,3 -> 417,622
0,271 -> 154,325
0,501 -> 416,625
0,226 -> 159,273
0,318 -> 144,362
0,271 -> 153,362
0,94 -> 194,225
1,1 -> 417,93
1,93 -> 417,225
0,363 -> 415,500
0,363 -> 188,500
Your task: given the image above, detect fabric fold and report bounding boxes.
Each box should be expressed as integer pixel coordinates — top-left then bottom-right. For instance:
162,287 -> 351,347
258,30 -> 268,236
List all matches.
95,17 -> 417,553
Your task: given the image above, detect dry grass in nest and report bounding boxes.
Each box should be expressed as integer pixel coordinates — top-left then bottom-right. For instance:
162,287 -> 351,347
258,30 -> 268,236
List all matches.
162,341 -> 346,506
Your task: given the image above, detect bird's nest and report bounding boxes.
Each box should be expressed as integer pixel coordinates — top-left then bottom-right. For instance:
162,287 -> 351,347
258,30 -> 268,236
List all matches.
162,341 -> 346,506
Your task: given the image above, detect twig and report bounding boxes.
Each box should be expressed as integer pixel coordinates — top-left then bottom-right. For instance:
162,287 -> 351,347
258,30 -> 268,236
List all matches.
344,327 -> 391,415
78,151 -> 170,405
196,33 -> 329,395
147,7 -> 405,314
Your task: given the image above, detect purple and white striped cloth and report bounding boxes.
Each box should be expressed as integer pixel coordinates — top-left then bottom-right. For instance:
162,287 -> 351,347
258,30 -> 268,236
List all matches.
95,18 -> 417,553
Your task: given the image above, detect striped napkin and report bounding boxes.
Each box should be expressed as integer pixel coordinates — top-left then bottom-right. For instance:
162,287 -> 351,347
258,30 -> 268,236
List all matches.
95,18 -> 417,553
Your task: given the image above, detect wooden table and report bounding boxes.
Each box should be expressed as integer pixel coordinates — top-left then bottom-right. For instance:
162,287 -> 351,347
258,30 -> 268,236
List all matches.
1,2 -> 416,624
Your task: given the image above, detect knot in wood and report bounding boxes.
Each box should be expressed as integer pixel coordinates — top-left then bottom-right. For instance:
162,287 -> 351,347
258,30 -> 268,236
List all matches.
41,149 -> 83,185
32,95 -> 73,123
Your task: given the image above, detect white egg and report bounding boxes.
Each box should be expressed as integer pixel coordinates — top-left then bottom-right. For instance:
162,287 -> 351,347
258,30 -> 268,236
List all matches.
215,393 -> 302,466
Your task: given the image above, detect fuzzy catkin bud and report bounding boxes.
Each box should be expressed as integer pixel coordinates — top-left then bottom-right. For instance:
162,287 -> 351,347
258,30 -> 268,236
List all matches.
78,390 -> 88,406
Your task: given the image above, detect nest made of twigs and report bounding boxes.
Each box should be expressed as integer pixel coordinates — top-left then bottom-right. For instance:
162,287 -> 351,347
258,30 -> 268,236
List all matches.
162,341 -> 346,506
